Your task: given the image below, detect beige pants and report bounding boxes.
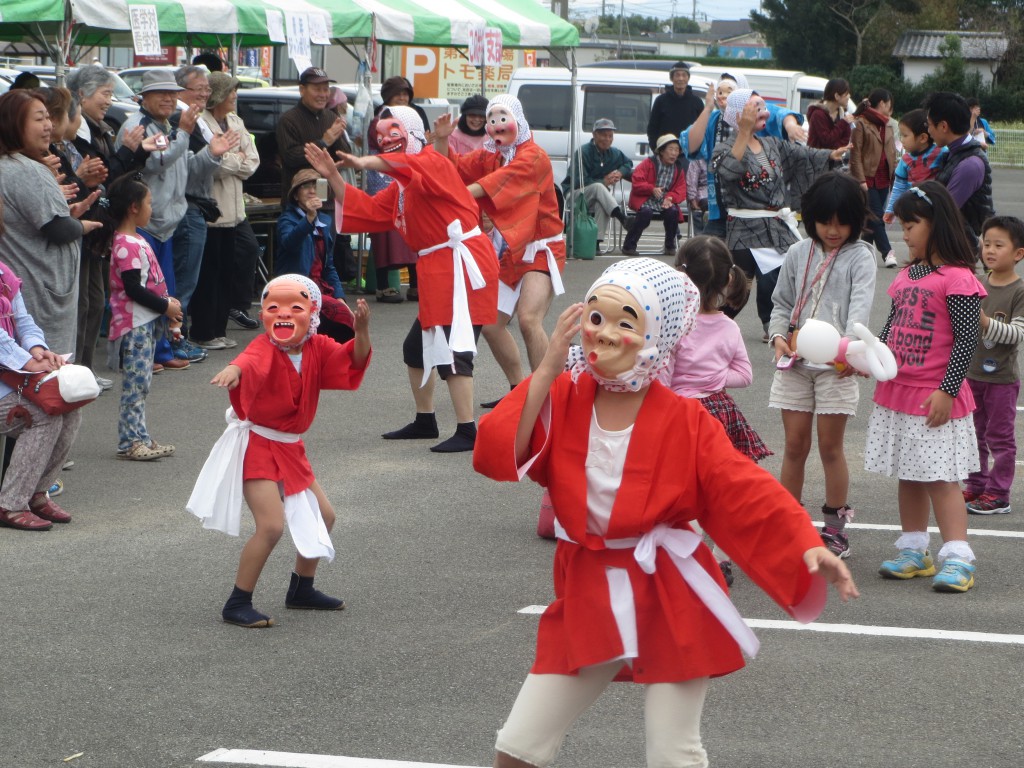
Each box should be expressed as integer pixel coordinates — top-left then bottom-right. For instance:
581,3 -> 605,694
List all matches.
495,661 -> 710,767
0,393 -> 82,510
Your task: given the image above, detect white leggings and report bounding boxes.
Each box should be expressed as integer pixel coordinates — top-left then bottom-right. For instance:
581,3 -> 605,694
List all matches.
495,661 -> 710,768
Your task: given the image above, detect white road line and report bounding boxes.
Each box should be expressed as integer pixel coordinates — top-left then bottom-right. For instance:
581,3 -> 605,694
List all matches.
196,749 -> 487,768
744,619 -> 1024,645
821,522 -> 1024,538
517,607 -> 1024,645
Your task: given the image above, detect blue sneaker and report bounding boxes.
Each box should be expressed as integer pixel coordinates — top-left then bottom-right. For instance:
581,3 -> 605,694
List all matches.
172,338 -> 208,363
932,559 -> 976,593
49,479 -> 64,497
879,549 -> 935,579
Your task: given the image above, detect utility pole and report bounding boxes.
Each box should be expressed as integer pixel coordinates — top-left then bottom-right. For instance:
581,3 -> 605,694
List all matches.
692,0 -> 696,21
617,0 -> 624,57
670,0 -> 676,35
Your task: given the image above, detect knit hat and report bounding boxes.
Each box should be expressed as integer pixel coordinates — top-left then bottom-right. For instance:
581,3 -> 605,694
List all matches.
568,257 -> 701,392
327,85 -> 347,111
670,61 -> 691,77
460,94 -> 488,116
381,76 -> 414,106
206,72 -> 240,109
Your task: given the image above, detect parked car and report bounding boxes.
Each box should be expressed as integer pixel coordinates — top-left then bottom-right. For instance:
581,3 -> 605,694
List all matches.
15,65 -> 139,131
118,65 -> 268,93
0,67 -> 22,92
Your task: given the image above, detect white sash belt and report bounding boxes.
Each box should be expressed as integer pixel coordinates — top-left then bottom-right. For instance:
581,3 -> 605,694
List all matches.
417,220 -> 486,387
522,233 -> 565,296
186,407 -> 335,561
729,206 -> 801,241
556,524 -> 759,658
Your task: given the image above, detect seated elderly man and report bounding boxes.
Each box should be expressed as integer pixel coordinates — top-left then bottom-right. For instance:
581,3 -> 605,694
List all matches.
561,118 -> 633,248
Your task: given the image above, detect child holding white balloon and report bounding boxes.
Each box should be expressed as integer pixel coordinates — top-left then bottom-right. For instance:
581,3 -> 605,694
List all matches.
768,171 -> 876,559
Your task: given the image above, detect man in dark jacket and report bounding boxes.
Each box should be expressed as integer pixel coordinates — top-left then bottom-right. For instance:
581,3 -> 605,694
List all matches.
277,67 -> 348,200
926,91 -> 994,240
646,61 -> 704,151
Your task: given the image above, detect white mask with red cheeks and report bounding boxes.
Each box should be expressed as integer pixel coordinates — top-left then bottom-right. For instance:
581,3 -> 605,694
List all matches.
485,104 -> 518,147
260,274 -> 321,352
482,94 -> 532,162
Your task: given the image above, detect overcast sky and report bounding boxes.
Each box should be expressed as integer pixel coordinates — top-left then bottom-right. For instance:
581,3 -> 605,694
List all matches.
569,0 -> 762,24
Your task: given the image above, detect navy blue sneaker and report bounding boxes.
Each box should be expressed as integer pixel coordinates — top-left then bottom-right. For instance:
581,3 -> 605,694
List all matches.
172,338 -> 208,363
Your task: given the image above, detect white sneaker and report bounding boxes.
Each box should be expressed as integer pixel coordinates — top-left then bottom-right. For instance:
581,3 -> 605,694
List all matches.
884,252 -> 898,268
94,375 -> 113,391
215,337 -> 238,349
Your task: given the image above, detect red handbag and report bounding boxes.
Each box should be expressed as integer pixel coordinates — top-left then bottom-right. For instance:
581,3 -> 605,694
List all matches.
0,369 -> 95,416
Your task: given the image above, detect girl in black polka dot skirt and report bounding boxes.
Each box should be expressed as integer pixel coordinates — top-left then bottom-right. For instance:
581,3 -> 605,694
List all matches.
865,181 -> 985,593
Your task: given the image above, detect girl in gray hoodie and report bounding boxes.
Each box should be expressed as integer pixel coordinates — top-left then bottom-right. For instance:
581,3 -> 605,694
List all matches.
768,172 -> 876,559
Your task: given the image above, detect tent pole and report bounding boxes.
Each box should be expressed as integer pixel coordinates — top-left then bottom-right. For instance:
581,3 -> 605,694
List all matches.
567,49 -> 577,257
231,34 -> 238,75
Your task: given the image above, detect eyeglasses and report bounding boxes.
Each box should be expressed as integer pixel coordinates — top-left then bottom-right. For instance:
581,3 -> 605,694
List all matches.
908,186 -> 933,205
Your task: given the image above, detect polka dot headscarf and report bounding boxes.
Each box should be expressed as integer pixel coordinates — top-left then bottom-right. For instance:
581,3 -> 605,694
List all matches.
262,273 -> 321,350
723,88 -> 755,129
482,94 -> 532,162
569,257 -> 701,392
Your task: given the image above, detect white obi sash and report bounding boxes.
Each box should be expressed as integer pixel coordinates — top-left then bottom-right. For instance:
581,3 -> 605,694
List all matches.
522,233 -> 565,297
416,220 -> 486,387
186,407 -> 335,561
728,207 -> 801,274
555,523 -> 759,659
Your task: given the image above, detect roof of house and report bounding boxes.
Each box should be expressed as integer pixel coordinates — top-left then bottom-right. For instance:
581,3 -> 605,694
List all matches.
892,30 -> 1008,60
708,20 -> 753,39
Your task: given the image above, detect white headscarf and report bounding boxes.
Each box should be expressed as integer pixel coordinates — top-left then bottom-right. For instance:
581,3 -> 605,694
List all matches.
261,273 -> 321,350
718,71 -> 749,90
568,258 -> 701,392
383,105 -> 426,155
482,94 -> 532,162
723,88 -> 756,130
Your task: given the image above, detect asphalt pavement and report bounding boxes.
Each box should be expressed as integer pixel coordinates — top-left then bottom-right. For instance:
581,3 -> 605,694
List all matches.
2,171 -> 1024,768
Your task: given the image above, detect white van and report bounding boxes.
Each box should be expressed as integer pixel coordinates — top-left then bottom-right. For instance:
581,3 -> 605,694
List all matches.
688,65 -> 827,116
507,66 -> 713,185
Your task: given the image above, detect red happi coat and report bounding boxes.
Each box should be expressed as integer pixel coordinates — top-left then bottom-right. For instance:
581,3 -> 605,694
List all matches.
338,147 -> 499,329
229,333 -> 370,495
474,373 -> 826,683
451,140 -> 565,288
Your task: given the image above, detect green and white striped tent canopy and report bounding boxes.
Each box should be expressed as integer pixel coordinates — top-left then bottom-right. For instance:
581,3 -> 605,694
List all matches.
0,0 -> 578,51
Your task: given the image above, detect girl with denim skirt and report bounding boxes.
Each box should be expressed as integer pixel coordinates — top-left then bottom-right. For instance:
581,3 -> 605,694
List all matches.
102,175 -> 183,460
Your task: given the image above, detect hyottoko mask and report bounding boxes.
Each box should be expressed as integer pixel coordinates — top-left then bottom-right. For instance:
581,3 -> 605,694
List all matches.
485,104 -> 519,147
375,118 -> 408,154
260,275 -> 321,351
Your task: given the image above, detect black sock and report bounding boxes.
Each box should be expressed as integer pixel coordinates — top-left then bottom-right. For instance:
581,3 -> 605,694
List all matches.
430,421 -> 477,453
382,412 -> 439,440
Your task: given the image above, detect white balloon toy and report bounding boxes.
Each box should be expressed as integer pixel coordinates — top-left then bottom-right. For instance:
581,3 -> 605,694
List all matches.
794,318 -> 898,381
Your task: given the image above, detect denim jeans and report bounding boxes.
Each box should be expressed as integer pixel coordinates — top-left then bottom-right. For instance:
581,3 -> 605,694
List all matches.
863,186 -> 892,258
138,230 -> 176,364
171,206 -> 207,318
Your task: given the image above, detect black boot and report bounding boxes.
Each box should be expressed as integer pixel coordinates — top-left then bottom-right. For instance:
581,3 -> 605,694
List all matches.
611,206 -> 629,228
382,412 -> 439,439
285,572 -> 345,610
430,421 -> 477,453
222,585 -> 275,628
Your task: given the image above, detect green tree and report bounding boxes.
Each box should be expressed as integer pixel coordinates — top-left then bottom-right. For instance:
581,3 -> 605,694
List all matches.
752,0 -> 919,73
751,0 -> 853,73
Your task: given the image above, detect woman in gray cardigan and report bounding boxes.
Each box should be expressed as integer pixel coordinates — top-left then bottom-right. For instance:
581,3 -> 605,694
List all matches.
711,89 -> 848,338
